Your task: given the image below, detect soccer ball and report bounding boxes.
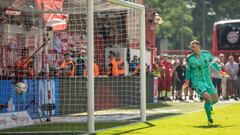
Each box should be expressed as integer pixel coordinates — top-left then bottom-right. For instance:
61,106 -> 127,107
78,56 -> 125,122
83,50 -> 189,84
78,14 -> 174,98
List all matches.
15,82 -> 27,94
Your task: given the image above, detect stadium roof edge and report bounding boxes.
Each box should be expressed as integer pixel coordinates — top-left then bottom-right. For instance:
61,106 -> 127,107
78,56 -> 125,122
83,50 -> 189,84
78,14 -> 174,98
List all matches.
108,0 -> 145,10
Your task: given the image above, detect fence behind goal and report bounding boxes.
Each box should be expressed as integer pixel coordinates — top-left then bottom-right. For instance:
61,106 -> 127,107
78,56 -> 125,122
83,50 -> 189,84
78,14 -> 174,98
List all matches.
0,0 -> 145,134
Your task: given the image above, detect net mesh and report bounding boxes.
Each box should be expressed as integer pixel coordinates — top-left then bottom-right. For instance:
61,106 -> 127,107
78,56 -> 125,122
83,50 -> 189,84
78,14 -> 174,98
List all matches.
0,0 -> 142,133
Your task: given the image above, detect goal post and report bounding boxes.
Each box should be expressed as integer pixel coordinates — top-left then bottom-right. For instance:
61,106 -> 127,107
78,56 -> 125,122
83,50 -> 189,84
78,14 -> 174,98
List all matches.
0,0 -> 146,134
87,0 -> 94,133
87,0 -> 146,133
107,0 -> 146,122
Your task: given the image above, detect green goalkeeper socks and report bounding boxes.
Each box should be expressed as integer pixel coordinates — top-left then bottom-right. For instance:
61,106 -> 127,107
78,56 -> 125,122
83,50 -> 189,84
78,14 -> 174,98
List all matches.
204,102 -> 212,120
210,98 -> 217,105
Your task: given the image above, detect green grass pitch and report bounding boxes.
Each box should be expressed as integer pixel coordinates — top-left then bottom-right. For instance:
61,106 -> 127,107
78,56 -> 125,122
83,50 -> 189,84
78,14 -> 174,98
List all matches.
96,103 -> 240,135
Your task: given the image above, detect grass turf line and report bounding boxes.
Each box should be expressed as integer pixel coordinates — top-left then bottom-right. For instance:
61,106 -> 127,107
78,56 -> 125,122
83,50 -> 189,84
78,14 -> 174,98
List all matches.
96,103 -> 240,135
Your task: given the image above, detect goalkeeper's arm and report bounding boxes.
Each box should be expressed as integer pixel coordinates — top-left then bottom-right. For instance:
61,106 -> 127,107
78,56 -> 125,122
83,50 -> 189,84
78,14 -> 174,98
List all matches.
210,61 -> 221,72
183,61 -> 191,88
210,61 -> 229,77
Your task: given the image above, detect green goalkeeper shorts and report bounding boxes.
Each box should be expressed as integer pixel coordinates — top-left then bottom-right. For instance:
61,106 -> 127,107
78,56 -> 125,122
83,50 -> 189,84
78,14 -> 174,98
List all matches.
191,82 -> 217,97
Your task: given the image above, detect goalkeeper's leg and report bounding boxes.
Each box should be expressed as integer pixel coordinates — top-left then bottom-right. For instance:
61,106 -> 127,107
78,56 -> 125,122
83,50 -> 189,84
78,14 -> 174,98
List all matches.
210,93 -> 219,105
202,92 -> 214,125
207,85 -> 219,115
210,93 -> 219,115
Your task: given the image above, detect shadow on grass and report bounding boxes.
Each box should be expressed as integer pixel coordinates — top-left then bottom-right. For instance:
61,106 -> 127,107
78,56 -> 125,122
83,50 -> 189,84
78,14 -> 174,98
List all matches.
92,122 -> 155,135
121,101 -> 172,110
127,113 -> 180,122
147,113 -> 180,121
0,123 -> 87,134
193,124 -> 233,129
92,113 -> 181,135
146,102 -> 172,109
0,132 -> 83,135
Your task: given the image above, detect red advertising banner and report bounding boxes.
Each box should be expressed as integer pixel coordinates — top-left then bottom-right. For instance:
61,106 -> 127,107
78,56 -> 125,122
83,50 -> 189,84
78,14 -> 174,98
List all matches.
35,0 -> 68,31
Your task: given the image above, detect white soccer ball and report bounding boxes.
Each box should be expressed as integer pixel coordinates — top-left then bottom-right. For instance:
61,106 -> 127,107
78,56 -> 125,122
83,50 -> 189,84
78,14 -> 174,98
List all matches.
15,82 -> 27,94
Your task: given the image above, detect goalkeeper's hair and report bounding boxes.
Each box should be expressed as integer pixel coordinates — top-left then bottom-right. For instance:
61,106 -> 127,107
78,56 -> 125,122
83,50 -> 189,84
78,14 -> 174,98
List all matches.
189,40 -> 201,48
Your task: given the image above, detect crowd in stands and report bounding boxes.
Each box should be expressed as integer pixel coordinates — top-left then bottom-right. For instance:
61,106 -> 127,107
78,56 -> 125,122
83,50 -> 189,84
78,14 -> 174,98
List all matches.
14,48 -> 135,78
13,47 -> 240,101
151,53 -> 240,102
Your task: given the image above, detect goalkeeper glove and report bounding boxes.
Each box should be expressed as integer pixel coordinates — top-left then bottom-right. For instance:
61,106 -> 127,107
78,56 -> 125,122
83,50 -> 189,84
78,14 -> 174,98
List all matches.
218,70 -> 230,78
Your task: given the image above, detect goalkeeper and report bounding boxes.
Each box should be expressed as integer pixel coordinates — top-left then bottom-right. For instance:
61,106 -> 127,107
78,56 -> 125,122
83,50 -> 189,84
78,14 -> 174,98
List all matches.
183,40 -> 229,125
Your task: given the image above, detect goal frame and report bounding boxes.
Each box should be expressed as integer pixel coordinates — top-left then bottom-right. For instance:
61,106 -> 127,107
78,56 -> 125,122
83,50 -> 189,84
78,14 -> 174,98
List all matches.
87,0 -> 146,133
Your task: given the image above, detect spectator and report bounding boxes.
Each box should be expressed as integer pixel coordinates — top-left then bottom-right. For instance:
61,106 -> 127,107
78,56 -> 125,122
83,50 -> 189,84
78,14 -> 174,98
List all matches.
171,55 -> 180,100
152,56 -> 161,77
94,61 -> 100,77
175,58 -> 186,100
107,51 -> 119,77
132,63 -> 141,76
159,54 -> 172,100
57,53 -> 75,77
219,53 -> 225,63
116,52 -> 125,76
84,59 -> 99,77
15,48 -> 34,83
129,55 -> 139,73
75,49 -> 87,76
225,55 -> 239,100
102,15 -> 112,46
219,53 -> 227,100
109,28 -> 121,46
211,58 -> 224,98
132,63 -> 148,76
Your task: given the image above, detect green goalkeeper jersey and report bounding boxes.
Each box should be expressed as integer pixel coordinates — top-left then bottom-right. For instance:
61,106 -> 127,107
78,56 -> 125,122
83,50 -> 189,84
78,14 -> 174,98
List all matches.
186,50 -> 221,87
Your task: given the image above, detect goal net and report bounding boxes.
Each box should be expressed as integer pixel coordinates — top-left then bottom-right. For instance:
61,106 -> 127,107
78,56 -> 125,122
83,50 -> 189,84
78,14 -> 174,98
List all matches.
0,0 -> 145,133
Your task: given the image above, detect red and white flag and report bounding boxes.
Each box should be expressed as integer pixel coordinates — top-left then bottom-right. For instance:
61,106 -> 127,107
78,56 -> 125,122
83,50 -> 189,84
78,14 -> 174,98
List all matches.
35,0 -> 68,31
